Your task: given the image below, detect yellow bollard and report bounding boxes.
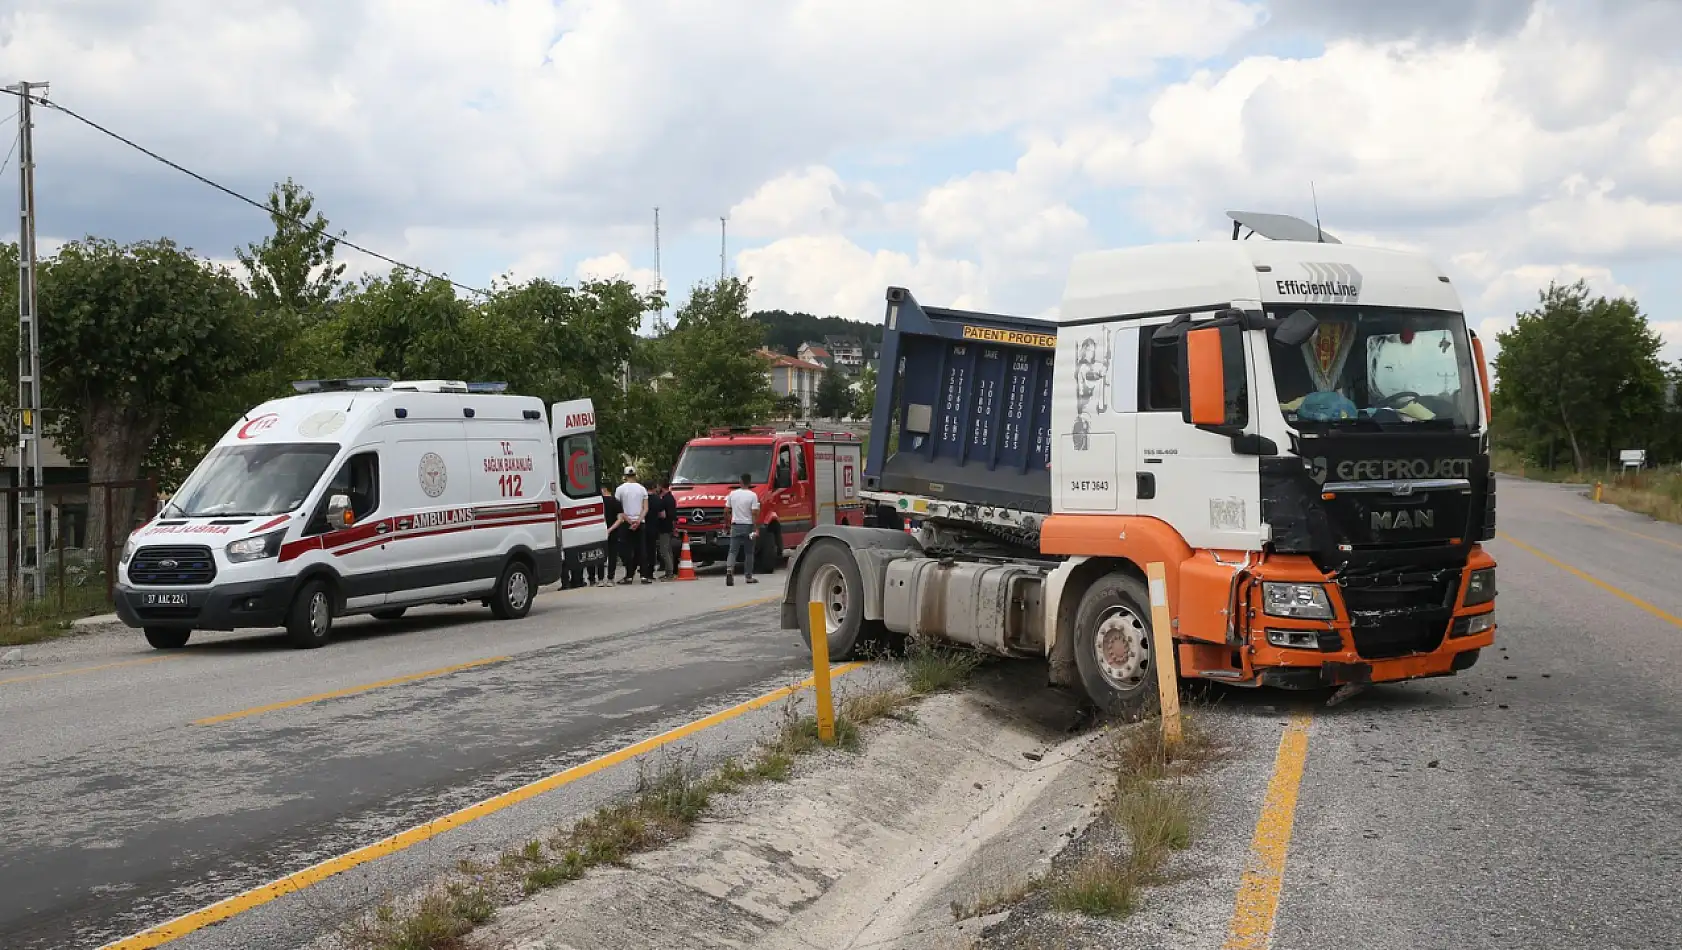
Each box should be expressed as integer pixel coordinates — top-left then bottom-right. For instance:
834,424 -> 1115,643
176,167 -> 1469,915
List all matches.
1145,562 -> 1183,748
808,601 -> 836,744
1594,481 -> 1604,503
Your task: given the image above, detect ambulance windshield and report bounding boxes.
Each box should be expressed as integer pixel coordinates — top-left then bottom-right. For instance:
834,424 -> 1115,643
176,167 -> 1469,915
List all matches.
167,443 -> 341,517
670,445 -> 773,486
1267,307 -> 1479,430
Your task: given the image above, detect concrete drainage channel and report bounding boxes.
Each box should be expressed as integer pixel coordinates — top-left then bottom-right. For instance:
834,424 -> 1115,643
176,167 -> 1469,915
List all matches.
318,661 -> 1126,950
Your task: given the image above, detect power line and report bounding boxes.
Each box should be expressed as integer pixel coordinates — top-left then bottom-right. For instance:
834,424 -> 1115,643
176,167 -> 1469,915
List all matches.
0,86 -> 486,295
0,124 -> 18,181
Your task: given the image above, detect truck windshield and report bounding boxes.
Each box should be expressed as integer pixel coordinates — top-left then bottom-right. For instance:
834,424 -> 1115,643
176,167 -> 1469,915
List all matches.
671,445 -> 772,486
165,443 -> 341,517
1268,308 -> 1479,430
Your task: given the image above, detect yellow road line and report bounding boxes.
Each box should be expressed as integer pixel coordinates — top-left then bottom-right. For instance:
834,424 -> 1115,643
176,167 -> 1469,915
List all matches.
1223,712 -> 1313,950
0,655 -> 176,687
724,594 -> 781,609
104,661 -> 864,949
1498,532 -> 1682,629
194,656 -> 511,725
1557,507 -> 1682,553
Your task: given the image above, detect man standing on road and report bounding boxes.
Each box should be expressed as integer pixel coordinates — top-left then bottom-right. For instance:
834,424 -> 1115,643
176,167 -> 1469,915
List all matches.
616,466 -> 654,585
724,473 -> 761,587
651,480 -> 678,579
598,485 -> 622,587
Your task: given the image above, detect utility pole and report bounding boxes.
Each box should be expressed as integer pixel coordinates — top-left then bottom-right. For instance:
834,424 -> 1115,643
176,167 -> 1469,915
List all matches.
652,206 -> 664,324
9,80 -> 47,598
719,216 -> 727,282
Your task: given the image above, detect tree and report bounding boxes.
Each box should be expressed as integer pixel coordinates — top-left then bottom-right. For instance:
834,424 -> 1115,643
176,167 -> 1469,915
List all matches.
235,178 -> 346,317
751,309 -> 882,358
37,238 -> 266,550
814,368 -> 851,419
1493,279 -> 1666,471
851,363 -> 877,419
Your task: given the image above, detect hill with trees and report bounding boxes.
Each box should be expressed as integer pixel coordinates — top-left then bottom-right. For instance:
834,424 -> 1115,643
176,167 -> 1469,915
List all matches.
750,309 -> 882,358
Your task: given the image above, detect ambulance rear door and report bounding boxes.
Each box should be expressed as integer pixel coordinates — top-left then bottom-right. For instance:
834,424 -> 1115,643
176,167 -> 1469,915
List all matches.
551,398 -> 608,569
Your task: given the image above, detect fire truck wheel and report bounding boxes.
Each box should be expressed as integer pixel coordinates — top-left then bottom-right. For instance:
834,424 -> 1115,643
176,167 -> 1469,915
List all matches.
1072,573 -> 1161,719
755,527 -> 782,575
797,540 -> 872,660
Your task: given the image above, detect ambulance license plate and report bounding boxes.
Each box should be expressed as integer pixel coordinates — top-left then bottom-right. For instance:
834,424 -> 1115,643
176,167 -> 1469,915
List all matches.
145,593 -> 189,606
578,548 -> 605,564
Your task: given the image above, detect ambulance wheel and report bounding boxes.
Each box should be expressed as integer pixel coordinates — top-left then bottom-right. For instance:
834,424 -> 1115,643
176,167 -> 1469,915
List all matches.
286,580 -> 334,649
1072,573 -> 1161,720
371,608 -> 407,621
491,558 -> 535,620
143,627 -> 191,650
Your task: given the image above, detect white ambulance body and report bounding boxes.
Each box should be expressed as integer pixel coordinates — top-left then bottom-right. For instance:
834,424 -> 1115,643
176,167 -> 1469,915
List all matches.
114,378 -> 601,650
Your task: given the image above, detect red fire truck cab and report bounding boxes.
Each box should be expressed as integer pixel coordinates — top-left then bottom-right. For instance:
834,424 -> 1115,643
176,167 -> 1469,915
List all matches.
671,426 -> 864,574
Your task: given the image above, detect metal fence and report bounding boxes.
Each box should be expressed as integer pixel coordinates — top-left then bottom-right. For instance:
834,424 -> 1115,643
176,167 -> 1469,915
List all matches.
2,479 -> 158,617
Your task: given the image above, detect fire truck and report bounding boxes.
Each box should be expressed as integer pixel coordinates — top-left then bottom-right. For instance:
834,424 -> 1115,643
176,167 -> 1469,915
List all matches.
780,211 -> 1499,713
671,426 -> 865,574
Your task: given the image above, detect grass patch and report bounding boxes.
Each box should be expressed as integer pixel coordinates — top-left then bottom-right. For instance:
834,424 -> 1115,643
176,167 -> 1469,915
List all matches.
952,876 -> 1044,921
338,676 -> 934,950
904,636 -> 985,694
1,582 -> 113,647
1045,713 -> 1221,922
1600,472 -> 1682,525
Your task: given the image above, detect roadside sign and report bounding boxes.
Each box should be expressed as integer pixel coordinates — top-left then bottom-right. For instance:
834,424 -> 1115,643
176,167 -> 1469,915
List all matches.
1619,449 -> 1645,471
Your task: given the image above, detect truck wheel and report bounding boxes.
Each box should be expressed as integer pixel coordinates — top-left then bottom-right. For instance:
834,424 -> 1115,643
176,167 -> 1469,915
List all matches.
1072,573 -> 1162,719
286,580 -> 334,649
796,540 -> 875,660
371,608 -> 407,621
143,627 -> 191,650
756,528 -> 782,576
491,558 -> 535,620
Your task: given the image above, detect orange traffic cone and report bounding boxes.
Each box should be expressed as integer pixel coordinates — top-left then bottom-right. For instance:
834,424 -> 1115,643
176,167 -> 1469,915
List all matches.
675,532 -> 698,581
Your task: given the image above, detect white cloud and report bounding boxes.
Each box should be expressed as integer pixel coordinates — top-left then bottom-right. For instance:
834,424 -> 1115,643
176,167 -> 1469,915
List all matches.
726,166 -> 890,239
572,251 -> 657,292
736,235 -> 986,322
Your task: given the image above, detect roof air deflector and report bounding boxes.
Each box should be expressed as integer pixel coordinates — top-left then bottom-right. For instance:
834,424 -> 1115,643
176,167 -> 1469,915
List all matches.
1226,210 -> 1341,244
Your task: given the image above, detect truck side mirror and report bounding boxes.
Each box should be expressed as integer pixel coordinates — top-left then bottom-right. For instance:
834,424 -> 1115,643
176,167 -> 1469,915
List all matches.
1179,324 -> 1249,429
327,493 -> 354,528
1274,309 -> 1319,347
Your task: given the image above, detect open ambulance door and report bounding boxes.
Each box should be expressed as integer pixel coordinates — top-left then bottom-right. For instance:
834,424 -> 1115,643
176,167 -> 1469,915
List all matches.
552,398 -> 608,572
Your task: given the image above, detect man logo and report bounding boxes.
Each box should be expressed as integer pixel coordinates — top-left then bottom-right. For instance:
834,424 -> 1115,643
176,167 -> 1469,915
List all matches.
1372,509 -> 1434,531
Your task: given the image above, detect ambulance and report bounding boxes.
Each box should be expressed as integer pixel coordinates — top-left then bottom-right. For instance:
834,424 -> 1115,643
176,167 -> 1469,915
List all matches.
114,378 -> 607,650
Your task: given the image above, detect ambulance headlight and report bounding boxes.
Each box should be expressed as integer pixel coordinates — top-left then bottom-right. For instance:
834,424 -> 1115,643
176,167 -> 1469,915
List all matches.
1262,582 -> 1333,620
226,529 -> 286,564
120,534 -> 139,565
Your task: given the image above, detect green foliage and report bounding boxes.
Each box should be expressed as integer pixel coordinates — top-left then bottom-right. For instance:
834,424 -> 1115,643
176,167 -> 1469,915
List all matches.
1492,279 -> 1667,471
814,367 -> 852,419
851,363 -> 877,418
235,177 -> 346,317
751,308 -> 881,358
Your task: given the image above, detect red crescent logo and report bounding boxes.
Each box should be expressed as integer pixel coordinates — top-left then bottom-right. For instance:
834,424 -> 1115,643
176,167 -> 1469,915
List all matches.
237,413 -> 280,439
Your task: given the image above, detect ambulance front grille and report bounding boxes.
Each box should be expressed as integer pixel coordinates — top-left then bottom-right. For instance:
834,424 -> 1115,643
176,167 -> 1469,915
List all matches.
130,545 -> 217,586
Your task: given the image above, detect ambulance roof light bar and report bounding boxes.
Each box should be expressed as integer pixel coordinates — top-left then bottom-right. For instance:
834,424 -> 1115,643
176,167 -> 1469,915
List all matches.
292,377 -> 394,394
465,381 -> 509,394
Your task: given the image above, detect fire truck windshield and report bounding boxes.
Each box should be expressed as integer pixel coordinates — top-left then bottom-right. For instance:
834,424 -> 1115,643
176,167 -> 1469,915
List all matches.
671,445 -> 774,486
1268,307 -> 1479,431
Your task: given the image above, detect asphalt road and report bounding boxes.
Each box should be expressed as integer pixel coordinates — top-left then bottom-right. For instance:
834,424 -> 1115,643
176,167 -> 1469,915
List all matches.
1260,475 -> 1682,949
0,573 -> 810,950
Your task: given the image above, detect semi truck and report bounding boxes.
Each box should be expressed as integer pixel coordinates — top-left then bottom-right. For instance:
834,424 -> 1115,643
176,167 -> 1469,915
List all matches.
671,426 -> 865,574
780,212 -> 1498,713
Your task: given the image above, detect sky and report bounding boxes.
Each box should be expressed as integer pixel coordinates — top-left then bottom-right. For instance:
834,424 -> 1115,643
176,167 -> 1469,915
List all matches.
2,0 -> 1679,372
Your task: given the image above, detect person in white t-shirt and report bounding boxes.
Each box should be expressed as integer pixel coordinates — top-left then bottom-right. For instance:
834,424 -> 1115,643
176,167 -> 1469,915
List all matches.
614,467 -> 653,585
724,473 -> 761,586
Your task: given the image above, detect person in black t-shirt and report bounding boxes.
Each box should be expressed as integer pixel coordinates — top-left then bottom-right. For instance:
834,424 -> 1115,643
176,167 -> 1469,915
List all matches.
599,486 -> 623,586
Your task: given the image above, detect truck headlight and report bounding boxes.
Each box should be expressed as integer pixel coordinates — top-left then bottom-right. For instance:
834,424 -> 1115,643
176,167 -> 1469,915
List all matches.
1463,568 -> 1496,606
226,529 -> 285,564
1262,582 -> 1333,619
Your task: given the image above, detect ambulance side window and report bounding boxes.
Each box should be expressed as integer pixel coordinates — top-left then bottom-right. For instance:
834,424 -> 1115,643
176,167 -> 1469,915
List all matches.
559,434 -> 598,500
308,451 -> 380,534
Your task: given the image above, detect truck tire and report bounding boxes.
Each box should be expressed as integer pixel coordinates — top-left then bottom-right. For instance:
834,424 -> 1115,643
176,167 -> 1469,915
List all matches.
490,558 -> 535,620
143,627 -> 191,650
1072,573 -> 1163,719
756,527 -> 781,576
286,580 -> 334,649
796,539 -> 877,660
